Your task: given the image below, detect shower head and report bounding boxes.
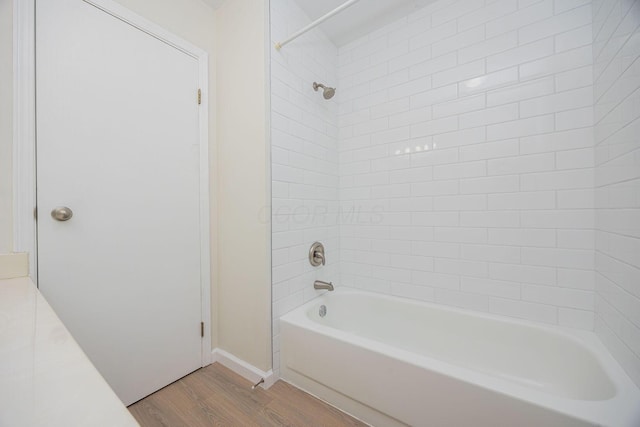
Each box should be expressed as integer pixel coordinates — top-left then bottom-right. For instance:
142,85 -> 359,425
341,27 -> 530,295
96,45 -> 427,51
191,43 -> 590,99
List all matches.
313,82 -> 336,100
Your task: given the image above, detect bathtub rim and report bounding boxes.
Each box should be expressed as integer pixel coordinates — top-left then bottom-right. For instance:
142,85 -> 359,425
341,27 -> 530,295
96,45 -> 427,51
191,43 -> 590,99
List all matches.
280,287 -> 640,427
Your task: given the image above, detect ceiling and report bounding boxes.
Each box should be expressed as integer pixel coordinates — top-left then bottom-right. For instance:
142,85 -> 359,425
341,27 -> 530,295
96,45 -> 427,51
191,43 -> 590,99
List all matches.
292,0 -> 436,46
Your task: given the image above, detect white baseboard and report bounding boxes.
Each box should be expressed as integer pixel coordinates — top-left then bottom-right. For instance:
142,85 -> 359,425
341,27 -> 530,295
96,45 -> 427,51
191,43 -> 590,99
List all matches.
211,348 -> 275,389
0,253 -> 29,279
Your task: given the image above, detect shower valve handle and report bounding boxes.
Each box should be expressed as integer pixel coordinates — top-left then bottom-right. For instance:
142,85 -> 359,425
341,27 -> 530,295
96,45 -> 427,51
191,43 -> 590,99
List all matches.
309,242 -> 326,267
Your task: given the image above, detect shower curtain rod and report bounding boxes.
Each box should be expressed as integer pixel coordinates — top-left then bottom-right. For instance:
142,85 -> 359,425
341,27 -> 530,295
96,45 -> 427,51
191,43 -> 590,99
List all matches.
274,0 -> 362,50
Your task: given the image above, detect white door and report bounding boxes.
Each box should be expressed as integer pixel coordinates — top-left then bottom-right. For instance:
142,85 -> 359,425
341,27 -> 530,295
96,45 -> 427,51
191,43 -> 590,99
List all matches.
36,0 -> 204,405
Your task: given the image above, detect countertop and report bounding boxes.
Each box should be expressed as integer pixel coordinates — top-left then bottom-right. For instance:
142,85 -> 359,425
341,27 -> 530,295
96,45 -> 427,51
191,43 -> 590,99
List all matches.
0,277 -> 139,426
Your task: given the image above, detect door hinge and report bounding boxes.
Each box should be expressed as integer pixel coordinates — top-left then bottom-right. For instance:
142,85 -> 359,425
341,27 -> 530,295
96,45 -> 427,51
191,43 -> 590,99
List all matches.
200,322 -> 204,337
197,88 -> 201,105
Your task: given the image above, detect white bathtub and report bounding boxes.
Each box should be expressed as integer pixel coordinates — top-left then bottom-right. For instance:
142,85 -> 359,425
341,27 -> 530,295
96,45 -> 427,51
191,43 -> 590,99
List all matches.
280,288 -> 640,427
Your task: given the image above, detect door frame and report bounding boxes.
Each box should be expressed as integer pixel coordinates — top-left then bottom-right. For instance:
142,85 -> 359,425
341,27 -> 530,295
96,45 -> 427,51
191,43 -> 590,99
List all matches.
13,0 -> 212,365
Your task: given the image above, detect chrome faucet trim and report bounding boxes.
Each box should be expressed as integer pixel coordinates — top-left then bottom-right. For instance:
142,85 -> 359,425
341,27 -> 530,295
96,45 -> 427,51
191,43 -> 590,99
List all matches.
314,280 -> 334,291
309,242 -> 326,267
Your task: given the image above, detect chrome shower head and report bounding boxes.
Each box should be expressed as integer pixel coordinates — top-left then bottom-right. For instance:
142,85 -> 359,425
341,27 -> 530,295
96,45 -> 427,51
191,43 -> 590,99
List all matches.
313,82 -> 336,100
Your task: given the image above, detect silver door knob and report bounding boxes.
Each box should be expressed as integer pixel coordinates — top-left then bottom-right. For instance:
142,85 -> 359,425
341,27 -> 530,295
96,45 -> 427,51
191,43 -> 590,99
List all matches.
51,206 -> 73,221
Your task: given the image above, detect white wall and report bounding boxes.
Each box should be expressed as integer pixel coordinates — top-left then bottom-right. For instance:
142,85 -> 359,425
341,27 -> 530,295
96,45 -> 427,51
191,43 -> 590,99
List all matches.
214,0 -> 272,372
270,0 -> 340,375
592,0 -> 640,387
0,0 -> 13,253
337,0 -> 596,328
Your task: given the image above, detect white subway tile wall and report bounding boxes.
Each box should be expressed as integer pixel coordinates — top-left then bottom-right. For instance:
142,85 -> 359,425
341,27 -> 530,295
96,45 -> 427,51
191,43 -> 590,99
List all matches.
270,0 -> 340,376
593,0 -> 640,387
270,0 -> 640,389
338,0 -> 596,327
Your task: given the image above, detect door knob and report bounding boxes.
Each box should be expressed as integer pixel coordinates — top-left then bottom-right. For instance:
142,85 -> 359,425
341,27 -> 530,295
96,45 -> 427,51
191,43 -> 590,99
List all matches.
51,206 -> 73,221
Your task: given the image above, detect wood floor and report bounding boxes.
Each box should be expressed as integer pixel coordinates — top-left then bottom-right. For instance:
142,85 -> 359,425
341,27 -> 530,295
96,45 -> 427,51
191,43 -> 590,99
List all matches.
128,363 -> 368,427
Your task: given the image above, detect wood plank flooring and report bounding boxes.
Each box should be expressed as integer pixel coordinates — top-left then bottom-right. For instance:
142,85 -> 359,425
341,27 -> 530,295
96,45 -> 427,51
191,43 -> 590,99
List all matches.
128,363 -> 368,427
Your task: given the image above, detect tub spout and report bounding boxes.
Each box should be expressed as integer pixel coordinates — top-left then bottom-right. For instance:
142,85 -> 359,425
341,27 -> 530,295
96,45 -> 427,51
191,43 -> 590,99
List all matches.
314,280 -> 334,291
